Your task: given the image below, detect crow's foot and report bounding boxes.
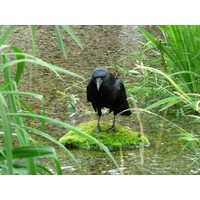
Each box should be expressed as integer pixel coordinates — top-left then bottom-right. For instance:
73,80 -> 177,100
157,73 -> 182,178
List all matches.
96,125 -> 102,132
107,126 -> 117,133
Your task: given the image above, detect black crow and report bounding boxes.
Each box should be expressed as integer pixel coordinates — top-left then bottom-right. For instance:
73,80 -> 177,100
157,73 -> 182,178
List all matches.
87,68 -> 131,132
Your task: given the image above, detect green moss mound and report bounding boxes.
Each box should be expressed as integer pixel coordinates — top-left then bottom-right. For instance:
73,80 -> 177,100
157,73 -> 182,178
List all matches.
59,120 -> 150,150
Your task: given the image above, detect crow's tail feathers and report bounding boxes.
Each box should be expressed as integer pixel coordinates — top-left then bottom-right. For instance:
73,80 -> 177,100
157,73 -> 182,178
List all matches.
120,110 -> 132,116
119,106 -> 132,116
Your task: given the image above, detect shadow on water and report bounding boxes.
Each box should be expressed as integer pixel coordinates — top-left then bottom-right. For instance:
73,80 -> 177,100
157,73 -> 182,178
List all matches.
1,25 -> 200,174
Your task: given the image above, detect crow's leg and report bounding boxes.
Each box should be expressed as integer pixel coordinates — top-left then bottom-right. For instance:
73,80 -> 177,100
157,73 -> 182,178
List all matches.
108,114 -> 117,132
97,116 -> 102,132
96,108 -> 102,132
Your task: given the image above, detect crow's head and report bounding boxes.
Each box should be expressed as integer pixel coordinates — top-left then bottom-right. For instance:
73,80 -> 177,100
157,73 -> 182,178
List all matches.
92,68 -> 109,91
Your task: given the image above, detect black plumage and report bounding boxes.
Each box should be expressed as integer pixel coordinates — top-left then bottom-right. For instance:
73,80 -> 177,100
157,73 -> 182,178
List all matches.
87,68 -> 131,132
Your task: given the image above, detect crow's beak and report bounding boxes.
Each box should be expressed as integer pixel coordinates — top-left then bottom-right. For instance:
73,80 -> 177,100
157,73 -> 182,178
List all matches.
95,77 -> 102,91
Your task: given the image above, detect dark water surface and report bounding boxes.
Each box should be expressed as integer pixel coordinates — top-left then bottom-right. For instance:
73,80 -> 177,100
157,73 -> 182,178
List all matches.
0,25 -> 199,175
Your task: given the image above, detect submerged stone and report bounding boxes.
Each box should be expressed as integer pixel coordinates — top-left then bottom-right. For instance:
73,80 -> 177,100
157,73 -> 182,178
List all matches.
59,120 -> 150,150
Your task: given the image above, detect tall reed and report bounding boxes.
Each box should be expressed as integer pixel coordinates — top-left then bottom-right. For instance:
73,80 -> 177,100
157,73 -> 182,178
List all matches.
137,25 -> 200,94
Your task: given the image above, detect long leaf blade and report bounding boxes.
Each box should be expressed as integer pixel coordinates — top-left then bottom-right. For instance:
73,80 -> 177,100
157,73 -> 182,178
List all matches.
145,96 -> 180,110
0,93 -> 13,175
0,55 -> 84,79
0,146 -> 57,160
28,25 -> 36,57
55,25 -> 68,60
137,25 -> 175,62
9,46 -> 25,85
61,25 -> 83,49
0,25 -> 14,46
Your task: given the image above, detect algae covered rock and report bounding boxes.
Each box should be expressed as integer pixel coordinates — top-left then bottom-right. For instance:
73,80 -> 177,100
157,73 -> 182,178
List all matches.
59,120 -> 149,150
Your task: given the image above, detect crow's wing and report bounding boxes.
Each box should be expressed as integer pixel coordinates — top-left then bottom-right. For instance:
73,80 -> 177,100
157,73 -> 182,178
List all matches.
86,81 -> 92,102
114,79 -> 131,116
87,81 -> 97,112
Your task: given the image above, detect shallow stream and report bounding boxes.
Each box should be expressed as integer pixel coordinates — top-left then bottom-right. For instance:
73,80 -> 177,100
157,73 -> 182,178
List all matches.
0,25 -> 199,175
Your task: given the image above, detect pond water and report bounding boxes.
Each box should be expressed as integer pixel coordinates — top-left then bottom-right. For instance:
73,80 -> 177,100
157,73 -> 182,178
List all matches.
1,25 -> 200,175
51,112 -> 199,175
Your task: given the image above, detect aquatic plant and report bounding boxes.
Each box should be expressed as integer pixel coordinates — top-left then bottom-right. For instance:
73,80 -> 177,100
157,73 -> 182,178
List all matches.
131,65 -> 200,168
129,25 -> 200,167
126,26 -> 199,115
137,25 -> 200,94
59,120 -> 149,150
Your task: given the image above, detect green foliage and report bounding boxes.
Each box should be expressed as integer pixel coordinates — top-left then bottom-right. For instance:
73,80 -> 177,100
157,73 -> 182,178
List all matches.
55,25 -> 68,60
0,26 -> 14,46
178,130 -> 200,154
177,115 -> 200,167
137,25 -> 200,94
132,66 -> 200,115
0,25 -> 121,175
161,25 -> 200,93
60,25 -> 83,50
134,26 -> 200,166
0,51 -> 84,80
55,25 -> 83,60
128,26 -> 199,115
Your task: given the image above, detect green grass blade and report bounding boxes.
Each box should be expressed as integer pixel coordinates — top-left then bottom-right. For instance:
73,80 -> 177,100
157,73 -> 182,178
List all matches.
159,25 -> 200,93
0,25 -> 14,46
0,146 -> 57,160
2,54 -> 37,175
136,66 -> 191,101
145,96 -> 181,110
11,146 -> 62,175
12,161 -> 54,175
12,124 -> 83,173
3,55 -> 27,138
137,25 -> 175,62
18,99 -> 35,114
55,25 -> 67,60
1,91 -> 43,100
159,99 -> 181,111
28,25 -> 36,57
34,164 -> 54,175
28,25 -> 36,90
0,82 -> 12,92
0,94 -> 13,175
52,157 -> 62,175
9,46 -> 25,85
61,25 -> 83,49
137,25 -> 162,49
0,44 -> 10,51
0,146 -> 62,175
0,54 -> 84,79
1,90 -> 45,115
